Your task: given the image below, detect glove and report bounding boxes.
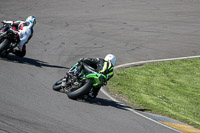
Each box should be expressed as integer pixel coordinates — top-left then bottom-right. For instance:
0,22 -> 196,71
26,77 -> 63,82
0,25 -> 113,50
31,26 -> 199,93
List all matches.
99,75 -> 107,84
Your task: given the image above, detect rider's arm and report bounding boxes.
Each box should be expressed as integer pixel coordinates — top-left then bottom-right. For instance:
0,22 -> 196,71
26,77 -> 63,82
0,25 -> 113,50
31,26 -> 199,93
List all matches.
99,68 -> 114,84
105,65 -> 114,81
106,72 -> 114,81
28,33 -> 33,40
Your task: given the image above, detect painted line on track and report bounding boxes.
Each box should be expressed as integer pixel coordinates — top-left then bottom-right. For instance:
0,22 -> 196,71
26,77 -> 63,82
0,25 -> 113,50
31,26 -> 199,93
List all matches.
101,88 -> 182,133
101,55 -> 200,133
159,121 -> 200,133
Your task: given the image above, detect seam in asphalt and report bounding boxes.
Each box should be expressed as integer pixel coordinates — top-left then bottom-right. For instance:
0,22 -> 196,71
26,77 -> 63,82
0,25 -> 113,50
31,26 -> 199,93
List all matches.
101,55 -> 200,133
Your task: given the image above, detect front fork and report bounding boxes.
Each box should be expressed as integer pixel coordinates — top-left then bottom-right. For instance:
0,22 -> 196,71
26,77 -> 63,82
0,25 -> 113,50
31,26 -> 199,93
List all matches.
7,34 -> 20,53
61,78 -> 67,87
0,31 -> 19,53
60,78 -> 68,92
5,42 -> 18,54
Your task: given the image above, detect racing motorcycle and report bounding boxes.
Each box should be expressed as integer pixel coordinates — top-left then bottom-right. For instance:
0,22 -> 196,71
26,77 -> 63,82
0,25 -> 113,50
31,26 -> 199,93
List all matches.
53,63 -> 107,100
0,22 -> 20,54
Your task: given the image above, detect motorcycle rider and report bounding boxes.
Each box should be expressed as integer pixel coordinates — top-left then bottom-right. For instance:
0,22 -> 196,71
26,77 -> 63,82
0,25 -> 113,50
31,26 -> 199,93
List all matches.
2,16 -> 36,57
74,54 -> 116,99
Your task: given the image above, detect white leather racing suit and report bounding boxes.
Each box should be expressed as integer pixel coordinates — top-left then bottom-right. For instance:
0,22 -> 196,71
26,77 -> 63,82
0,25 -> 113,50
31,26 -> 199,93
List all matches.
3,20 -> 33,51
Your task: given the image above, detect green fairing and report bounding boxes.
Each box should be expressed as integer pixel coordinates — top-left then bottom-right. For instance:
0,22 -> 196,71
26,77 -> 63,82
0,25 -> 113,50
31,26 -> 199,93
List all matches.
84,73 -> 107,87
70,63 -> 108,87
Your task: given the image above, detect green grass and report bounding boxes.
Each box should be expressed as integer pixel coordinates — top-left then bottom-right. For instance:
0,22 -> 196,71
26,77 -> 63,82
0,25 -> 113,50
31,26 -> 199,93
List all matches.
107,58 -> 200,129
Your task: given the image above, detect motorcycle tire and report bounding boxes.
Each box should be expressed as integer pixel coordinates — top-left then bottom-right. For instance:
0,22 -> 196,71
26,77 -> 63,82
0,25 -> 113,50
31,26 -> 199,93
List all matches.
0,39 -> 10,53
67,79 -> 93,100
52,78 -> 64,91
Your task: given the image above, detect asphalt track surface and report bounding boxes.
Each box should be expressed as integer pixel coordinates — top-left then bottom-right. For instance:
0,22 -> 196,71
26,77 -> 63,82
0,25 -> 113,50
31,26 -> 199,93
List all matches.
0,0 -> 200,133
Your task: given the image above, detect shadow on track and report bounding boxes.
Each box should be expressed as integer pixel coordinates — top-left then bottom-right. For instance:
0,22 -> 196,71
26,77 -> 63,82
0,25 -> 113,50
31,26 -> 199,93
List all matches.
80,97 -> 131,111
0,54 -> 69,69
83,97 -> 152,112
53,86 -> 152,111
54,87 -> 152,112
53,89 -> 130,111
83,98 -> 152,112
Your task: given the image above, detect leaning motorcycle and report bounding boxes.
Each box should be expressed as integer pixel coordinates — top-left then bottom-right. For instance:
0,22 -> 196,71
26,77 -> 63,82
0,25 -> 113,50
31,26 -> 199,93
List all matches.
0,22 -> 19,54
52,63 -> 107,100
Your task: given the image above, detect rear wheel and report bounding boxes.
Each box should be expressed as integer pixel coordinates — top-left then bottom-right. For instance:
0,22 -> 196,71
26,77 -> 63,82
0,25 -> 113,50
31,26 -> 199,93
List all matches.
67,79 -> 93,100
0,39 -> 10,53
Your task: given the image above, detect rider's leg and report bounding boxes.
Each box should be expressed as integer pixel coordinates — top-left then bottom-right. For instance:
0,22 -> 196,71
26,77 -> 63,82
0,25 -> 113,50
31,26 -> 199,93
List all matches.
89,86 -> 101,99
12,45 -> 26,57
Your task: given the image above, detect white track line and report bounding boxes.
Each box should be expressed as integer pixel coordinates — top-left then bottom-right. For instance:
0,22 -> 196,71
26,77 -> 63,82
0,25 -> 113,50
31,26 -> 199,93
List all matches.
101,55 -> 200,133
115,55 -> 200,69
101,89 -> 182,133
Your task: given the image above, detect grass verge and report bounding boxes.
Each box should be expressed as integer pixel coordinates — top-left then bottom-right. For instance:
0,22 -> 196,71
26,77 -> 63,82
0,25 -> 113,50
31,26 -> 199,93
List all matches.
107,58 -> 200,129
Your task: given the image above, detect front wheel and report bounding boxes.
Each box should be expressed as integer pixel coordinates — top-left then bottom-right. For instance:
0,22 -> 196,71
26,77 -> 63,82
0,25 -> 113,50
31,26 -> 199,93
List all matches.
0,39 -> 10,53
67,79 -> 93,100
52,78 -> 65,91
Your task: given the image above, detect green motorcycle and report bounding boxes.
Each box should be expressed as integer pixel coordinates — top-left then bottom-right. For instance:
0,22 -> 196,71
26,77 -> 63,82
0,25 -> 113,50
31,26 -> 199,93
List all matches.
52,63 -> 107,100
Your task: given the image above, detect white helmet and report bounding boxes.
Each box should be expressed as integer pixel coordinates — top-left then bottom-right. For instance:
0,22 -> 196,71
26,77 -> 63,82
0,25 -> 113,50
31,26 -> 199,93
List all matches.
104,54 -> 116,66
26,16 -> 36,26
